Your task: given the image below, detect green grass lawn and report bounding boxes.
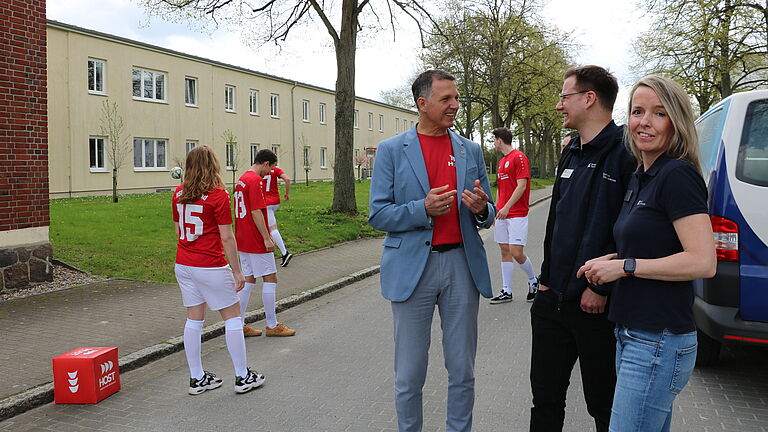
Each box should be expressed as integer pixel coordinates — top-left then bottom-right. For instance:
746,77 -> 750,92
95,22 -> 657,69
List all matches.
50,177 -> 555,283
50,180 -> 379,283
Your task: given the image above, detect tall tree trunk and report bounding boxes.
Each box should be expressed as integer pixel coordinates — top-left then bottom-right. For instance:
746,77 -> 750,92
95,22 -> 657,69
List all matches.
112,169 -> 118,203
719,0 -> 733,98
331,0 -> 358,214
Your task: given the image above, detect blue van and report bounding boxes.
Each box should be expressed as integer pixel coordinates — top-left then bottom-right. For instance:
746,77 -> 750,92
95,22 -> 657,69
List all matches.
694,90 -> 768,366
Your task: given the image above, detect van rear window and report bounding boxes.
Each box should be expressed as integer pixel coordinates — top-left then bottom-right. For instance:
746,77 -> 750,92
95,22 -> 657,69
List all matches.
737,99 -> 768,187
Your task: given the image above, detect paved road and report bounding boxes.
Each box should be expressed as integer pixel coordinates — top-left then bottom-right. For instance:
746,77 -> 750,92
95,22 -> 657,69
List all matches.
2,201 -> 767,431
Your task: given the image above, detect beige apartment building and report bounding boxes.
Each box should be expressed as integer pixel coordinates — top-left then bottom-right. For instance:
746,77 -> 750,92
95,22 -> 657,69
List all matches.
47,20 -> 418,198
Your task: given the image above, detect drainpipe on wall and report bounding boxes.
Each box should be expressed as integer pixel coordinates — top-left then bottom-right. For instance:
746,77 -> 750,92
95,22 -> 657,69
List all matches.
290,81 -> 298,182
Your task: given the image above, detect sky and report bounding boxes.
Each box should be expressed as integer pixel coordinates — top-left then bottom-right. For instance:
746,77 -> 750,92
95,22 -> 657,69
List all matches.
47,0 -> 650,111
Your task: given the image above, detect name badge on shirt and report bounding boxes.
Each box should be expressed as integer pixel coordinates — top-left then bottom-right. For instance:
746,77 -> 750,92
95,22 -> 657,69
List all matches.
560,168 -> 574,179
624,189 -> 633,202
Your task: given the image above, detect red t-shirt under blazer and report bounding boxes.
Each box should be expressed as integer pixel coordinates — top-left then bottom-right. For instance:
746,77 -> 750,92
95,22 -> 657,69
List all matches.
262,166 -> 285,206
172,185 -> 232,268
234,170 -> 270,254
496,149 -> 531,218
418,133 -> 462,246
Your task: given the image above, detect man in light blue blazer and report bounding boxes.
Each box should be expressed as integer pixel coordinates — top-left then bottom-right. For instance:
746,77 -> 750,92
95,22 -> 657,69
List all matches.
369,70 -> 495,432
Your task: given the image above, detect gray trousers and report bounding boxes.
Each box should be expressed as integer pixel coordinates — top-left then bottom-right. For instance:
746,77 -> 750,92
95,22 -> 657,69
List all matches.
391,247 -> 480,432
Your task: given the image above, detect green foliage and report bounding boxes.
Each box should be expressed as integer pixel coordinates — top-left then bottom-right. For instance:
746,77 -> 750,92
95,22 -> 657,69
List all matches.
50,181 -> 379,283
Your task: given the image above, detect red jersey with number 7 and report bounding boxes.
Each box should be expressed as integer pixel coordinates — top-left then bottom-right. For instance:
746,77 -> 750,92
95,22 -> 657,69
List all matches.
172,185 -> 232,267
262,166 -> 284,206
234,170 -> 270,253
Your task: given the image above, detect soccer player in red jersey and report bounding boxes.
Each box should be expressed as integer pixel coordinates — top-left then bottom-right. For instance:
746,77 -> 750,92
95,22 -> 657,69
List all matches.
262,164 -> 294,267
489,127 -> 540,304
172,145 -> 265,395
234,149 -> 296,337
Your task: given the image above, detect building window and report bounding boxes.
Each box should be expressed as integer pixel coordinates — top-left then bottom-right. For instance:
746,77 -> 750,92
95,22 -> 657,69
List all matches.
185,140 -> 197,155
88,59 -> 106,94
302,99 -> 310,122
132,68 -> 166,102
184,77 -> 197,106
250,143 -> 259,165
225,85 -> 235,112
395,117 -> 400,132
403,119 -> 408,131
249,89 -> 259,115
411,120 -> 415,128
133,138 -> 167,169
271,144 -> 280,155
270,93 -> 280,118
319,103 -> 327,124
303,146 -> 311,169
379,114 -> 384,132
89,137 -> 106,171
368,112 -> 373,130
225,142 -> 236,170
320,147 -> 328,168
354,110 -> 359,129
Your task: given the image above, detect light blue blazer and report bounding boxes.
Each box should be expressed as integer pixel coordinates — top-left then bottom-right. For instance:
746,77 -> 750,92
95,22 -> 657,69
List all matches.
369,127 -> 495,302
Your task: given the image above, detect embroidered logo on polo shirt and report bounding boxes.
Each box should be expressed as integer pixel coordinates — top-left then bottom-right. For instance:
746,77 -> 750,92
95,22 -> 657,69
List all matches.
602,172 -> 617,183
587,163 -> 597,168
636,200 -> 646,206
505,161 -> 510,168
448,155 -> 455,167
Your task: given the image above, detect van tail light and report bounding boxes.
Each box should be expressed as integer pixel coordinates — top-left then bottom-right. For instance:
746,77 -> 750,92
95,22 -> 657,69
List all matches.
710,215 -> 738,262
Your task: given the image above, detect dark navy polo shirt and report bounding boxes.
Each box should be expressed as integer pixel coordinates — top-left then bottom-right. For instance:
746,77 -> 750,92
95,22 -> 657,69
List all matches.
609,154 -> 708,333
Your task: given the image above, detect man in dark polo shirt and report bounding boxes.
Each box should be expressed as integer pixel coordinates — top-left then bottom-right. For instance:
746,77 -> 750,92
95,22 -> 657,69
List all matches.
369,70 -> 495,432
530,65 -> 636,431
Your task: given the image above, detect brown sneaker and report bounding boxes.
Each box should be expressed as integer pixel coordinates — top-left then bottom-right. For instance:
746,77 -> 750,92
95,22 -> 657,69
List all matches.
243,324 -> 262,337
265,322 -> 296,337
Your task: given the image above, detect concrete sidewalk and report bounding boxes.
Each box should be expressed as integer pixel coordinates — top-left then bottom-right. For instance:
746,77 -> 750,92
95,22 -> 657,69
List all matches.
0,185 -> 553,420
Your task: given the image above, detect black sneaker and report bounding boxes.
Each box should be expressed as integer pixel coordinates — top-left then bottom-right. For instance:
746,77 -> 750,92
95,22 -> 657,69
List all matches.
234,368 -> 265,394
527,278 -> 540,303
280,252 -> 294,267
188,371 -> 223,395
490,291 -> 513,304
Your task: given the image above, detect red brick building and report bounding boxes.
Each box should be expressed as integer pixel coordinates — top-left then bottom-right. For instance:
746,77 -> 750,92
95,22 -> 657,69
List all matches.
0,0 -> 52,291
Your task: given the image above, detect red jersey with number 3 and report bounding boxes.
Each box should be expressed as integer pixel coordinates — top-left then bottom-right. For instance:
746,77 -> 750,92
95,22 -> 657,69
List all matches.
496,149 -> 531,218
418,133 -> 462,245
234,170 -> 270,253
172,185 -> 232,267
262,166 -> 284,206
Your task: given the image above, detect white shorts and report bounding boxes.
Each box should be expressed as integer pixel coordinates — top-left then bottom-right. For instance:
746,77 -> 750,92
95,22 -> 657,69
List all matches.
494,216 -> 529,245
267,204 -> 280,226
239,251 -> 277,278
174,264 -> 239,311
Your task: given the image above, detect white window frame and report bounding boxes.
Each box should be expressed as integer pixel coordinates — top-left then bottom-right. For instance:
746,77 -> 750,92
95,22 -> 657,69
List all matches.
403,119 -> 408,131
320,147 -> 328,169
88,58 -> 106,95
379,114 -> 384,132
89,136 -> 108,172
249,89 -> 260,115
185,140 -> 197,155
133,138 -> 167,171
354,110 -> 359,129
132,67 -> 167,103
225,142 -> 236,170
395,117 -> 400,133
185,77 -> 197,107
303,146 -> 311,169
302,99 -> 310,122
270,93 -> 280,118
368,112 -> 373,130
225,85 -> 236,112
271,144 -> 280,155
250,143 -> 259,165
319,103 -> 327,124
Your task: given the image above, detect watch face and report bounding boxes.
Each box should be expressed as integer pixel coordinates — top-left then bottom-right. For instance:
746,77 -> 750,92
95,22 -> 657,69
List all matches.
624,258 -> 636,274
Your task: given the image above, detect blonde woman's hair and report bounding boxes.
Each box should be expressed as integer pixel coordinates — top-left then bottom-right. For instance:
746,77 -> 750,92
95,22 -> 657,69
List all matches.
179,145 -> 225,203
625,75 -> 702,174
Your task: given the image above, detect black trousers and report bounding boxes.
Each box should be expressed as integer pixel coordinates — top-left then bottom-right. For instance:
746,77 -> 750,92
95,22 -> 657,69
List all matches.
529,289 -> 616,432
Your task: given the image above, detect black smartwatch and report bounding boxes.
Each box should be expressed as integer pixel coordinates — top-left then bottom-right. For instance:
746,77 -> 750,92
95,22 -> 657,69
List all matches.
623,258 -> 636,277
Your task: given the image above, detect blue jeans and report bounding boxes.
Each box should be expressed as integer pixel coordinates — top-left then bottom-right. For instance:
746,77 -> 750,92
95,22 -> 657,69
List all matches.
609,326 -> 697,432
391,248 -> 479,432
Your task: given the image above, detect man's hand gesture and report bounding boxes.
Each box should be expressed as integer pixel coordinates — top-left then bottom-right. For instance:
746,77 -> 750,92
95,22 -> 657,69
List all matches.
425,184 -> 457,217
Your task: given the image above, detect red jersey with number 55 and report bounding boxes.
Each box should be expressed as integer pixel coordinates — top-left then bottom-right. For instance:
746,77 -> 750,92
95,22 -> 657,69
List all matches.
262,166 -> 284,206
172,185 -> 232,267
234,170 -> 269,253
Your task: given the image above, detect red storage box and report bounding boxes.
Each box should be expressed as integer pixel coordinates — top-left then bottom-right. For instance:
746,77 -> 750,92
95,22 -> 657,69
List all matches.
52,347 -> 120,404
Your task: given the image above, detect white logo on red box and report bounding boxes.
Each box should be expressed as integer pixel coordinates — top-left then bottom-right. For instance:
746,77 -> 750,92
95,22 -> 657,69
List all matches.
67,371 -> 79,393
98,361 -> 117,389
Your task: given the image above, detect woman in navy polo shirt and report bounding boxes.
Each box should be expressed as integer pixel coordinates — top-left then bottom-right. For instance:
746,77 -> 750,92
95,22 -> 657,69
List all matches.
576,75 -> 716,431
